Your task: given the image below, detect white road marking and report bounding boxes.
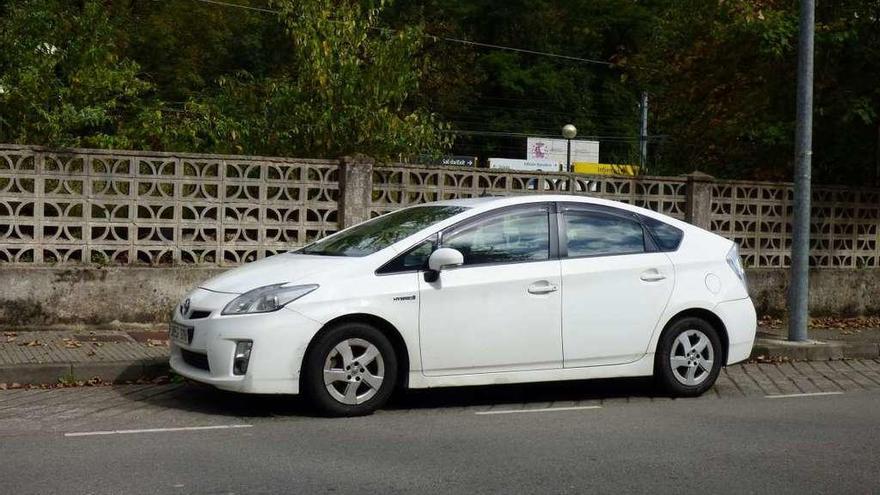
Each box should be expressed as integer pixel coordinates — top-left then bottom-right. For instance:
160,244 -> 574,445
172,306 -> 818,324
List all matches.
765,391 -> 844,399
64,424 -> 253,437
476,405 -> 601,415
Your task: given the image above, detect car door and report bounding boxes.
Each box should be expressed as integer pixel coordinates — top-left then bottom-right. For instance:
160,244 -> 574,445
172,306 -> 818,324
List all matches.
418,203 -> 563,376
559,203 -> 675,368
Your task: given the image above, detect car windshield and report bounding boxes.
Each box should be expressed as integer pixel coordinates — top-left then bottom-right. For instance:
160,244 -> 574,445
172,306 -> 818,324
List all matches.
300,205 -> 468,257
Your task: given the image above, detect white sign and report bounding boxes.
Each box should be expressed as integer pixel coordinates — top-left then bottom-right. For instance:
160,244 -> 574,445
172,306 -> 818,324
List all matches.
527,137 -> 599,164
488,158 -> 560,172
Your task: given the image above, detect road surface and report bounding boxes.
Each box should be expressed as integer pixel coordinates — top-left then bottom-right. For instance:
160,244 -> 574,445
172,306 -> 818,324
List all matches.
2,360 -> 880,494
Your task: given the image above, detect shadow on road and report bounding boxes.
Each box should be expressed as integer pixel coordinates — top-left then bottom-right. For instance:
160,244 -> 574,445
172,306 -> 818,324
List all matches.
119,376 -> 662,418
390,376 -> 659,410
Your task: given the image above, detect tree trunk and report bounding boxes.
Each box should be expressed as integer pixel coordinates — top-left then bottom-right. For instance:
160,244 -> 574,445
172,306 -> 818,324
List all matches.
876,122 -> 880,186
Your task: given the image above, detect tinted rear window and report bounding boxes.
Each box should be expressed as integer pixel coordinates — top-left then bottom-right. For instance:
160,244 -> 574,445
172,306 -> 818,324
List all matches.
642,216 -> 684,251
563,210 -> 645,257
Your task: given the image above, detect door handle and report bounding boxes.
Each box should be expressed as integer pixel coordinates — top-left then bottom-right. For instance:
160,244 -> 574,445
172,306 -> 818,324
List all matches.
640,270 -> 667,282
528,281 -> 559,295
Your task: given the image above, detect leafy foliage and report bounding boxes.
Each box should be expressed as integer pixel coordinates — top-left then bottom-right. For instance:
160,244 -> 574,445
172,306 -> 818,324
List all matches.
632,0 -> 880,182
0,0 -> 450,159
0,0 -> 153,148
387,0 -> 652,163
0,0 -> 878,183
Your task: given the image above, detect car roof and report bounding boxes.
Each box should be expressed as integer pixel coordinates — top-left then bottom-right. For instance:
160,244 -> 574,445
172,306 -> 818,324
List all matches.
430,194 -> 599,208
431,194 -> 635,211
425,194 -> 693,229
375,193 -> 726,261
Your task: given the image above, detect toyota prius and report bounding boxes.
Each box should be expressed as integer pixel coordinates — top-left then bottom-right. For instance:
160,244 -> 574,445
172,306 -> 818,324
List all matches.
169,195 -> 756,416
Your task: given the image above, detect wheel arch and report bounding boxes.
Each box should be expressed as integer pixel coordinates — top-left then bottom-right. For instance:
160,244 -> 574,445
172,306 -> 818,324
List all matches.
301,313 -> 411,389
655,308 -> 729,366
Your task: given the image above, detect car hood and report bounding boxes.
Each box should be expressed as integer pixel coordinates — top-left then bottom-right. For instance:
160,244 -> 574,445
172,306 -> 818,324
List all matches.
199,253 -> 358,294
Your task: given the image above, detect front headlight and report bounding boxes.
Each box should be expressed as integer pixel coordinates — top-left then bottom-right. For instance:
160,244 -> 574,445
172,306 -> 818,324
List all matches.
222,283 -> 319,315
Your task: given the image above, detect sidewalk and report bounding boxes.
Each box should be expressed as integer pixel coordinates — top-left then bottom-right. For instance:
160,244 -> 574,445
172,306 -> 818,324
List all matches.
0,325 -> 169,387
752,318 -> 880,362
1,320 -> 879,386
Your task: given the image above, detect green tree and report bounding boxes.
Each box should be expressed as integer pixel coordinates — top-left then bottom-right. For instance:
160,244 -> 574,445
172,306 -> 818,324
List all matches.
0,0 -> 450,159
135,0 -> 451,158
633,0 -> 880,184
0,0 -> 154,148
267,0 -> 450,157
2,0 -> 877,183
387,0 -> 653,164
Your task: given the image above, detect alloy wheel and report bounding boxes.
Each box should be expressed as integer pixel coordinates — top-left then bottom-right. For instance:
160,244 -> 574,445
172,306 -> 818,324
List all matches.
669,329 -> 715,386
323,338 -> 385,405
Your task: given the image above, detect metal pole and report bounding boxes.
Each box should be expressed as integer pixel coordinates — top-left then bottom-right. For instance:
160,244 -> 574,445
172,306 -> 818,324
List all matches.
789,0 -> 815,342
566,139 -> 571,172
639,92 -> 648,173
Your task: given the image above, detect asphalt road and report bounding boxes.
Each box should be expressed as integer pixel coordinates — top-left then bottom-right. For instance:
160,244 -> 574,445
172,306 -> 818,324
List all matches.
2,361 -> 880,494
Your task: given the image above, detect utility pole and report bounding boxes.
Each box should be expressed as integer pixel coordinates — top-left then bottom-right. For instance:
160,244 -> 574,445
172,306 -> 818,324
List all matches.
789,0 -> 815,342
639,92 -> 648,173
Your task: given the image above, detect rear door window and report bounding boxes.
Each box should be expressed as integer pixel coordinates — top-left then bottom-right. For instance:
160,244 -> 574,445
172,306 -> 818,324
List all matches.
641,216 -> 684,251
562,209 -> 646,257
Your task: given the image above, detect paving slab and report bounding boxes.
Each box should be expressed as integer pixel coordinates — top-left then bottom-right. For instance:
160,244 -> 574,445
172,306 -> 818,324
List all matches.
0,329 -> 169,385
1,324 -> 880,386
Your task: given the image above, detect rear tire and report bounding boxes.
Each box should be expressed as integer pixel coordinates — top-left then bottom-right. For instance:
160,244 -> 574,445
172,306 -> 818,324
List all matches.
655,317 -> 723,397
303,322 -> 397,417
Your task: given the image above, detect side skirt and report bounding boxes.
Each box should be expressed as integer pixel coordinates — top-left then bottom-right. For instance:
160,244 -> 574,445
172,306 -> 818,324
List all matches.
407,354 -> 655,389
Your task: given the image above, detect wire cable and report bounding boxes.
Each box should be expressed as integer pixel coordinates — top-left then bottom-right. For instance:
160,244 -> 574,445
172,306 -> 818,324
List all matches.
428,36 -> 614,67
445,129 -> 665,142
184,0 -> 278,14
182,0 -> 619,68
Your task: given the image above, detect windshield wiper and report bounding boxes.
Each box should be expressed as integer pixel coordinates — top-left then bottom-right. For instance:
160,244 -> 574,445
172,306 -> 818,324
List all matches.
300,250 -> 346,257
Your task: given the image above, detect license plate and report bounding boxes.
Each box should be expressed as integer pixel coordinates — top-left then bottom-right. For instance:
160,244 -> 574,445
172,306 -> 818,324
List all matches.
169,322 -> 192,346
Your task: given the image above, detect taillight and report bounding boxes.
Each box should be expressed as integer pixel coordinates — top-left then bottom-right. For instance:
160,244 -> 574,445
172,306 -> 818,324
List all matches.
726,243 -> 748,291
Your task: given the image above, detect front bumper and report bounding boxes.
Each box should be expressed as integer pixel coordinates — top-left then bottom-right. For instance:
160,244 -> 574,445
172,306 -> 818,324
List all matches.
169,289 -> 323,394
715,297 -> 757,365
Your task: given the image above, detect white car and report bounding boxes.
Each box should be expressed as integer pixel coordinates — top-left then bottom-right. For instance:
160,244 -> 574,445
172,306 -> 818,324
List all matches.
169,195 -> 756,416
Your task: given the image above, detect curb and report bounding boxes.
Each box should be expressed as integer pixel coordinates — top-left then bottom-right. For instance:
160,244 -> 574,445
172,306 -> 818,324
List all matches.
2,341 -> 878,385
751,338 -> 880,361
0,358 -> 169,385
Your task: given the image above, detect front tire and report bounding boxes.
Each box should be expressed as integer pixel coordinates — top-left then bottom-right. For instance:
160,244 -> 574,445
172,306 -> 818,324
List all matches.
655,317 -> 722,397
303,322 -> 397,417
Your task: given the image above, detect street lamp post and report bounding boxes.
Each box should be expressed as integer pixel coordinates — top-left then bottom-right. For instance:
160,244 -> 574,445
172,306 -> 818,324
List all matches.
562,124 -> 577,172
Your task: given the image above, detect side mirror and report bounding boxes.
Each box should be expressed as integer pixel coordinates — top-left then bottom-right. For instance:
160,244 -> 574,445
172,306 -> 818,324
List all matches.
424,248 -> 464,282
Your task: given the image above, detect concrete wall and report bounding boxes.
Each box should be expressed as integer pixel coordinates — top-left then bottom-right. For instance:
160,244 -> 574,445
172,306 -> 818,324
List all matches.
0,266 -> 878,326
0,267 -> 224,326
747,268 -> 880,317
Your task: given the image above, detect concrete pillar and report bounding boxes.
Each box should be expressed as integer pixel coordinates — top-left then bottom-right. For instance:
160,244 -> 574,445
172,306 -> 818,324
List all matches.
337,155 -> 374,229
685,171 -> 714,230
